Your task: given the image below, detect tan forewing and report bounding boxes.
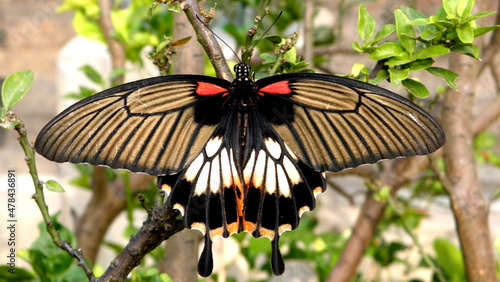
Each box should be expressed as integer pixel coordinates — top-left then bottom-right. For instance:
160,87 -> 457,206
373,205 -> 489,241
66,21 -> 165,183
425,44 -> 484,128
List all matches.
257,74 -> 445,172
35,76 -> 229,175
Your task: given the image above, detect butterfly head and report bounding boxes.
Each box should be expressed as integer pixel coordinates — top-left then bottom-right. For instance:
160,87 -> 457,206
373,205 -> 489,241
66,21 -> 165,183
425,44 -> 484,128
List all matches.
234,63 -> 251,81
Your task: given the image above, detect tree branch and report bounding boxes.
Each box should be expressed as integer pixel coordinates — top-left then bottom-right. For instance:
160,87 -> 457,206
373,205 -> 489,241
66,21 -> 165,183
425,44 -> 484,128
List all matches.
442,52 -> 497,281
97,206 -> 185,281
327,156 -> 432,281
178,0 -> 232,80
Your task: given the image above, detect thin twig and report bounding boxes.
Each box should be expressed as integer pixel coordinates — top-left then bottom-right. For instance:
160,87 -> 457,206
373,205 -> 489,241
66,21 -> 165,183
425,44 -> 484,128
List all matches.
178,0 -> 232,80
241,0 -> 272,63
8,112 -> 96,280
325,177 -> 355,205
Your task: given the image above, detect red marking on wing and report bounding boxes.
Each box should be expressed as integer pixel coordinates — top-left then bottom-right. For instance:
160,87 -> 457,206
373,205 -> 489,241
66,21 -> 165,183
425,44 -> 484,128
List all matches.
259,80 -> 292,95
196,82 -> 228,95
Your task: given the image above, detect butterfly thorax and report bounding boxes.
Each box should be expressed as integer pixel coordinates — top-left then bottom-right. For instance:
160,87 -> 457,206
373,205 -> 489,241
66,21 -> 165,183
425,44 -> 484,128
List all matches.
229,63 -> 258,108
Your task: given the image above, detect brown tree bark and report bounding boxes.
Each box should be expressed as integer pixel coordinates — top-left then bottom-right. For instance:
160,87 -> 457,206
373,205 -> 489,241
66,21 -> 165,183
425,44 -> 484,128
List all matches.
442,52 -> 497,281
97,207 -> 185,281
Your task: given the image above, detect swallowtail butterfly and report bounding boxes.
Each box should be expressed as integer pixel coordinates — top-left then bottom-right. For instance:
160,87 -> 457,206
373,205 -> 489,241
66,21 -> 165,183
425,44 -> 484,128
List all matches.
35,63 -> 445,276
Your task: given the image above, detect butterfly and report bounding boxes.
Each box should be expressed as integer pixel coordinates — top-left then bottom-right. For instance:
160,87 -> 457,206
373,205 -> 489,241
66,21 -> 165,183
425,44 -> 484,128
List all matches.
35,63 -> 445,276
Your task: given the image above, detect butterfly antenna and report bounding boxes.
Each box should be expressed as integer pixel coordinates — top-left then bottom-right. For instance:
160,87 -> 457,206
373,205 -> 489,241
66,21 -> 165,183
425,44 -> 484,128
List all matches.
250,11 -> 283,52
196,14 -> 241,63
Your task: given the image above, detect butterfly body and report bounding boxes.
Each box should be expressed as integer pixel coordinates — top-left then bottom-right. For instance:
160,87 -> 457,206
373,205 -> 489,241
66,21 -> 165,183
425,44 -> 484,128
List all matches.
35,63 -> 445,277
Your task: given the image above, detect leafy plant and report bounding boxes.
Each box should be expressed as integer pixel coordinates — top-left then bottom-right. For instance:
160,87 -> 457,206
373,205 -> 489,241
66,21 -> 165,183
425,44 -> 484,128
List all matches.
352,2 -> 498,97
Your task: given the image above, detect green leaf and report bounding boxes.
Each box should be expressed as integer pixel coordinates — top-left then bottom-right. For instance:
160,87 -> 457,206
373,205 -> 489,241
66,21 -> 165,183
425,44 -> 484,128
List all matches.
373,186 -> 391,201
263,35 -> 284,44
73,10 -> 104,42
457,22 -> 474,43
456,0 -> 474,18
369,42 -> 405,60
402,78 -> 430,98
372,24 -> 396,44
451,44 -> 479,58
388,68 -> 410,86
166,2 -> 181,13
427,67 -> 459,89
415,45 -> 450,59
313,25 -> 335,46
109,68 -> 127,83
474,25 -> 500,38
465,11 -> 497,23
79,65 -> 103,85
369,69 -> 389,85
434,239 -> 466,281
443,0 -> 457,17
2,70 -> 34,111
408,58 -> 435,71
0,266 -> 35,281
385,52 -> 414,66
25,214 -> 85,280
411,18 -> 431,26
45,180 -> 66,193
372,240 -> 407,266
399,5 -> 427,21
283,47 -> 297,63
420,29 -> 443,41
395,9 -> 416,53
358,5 -> 375,42
351,41 -> 363,53
351,63 -> 366,77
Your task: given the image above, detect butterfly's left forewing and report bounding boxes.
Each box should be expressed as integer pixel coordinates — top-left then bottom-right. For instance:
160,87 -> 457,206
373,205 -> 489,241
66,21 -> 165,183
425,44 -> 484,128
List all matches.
35,76 -> 231,175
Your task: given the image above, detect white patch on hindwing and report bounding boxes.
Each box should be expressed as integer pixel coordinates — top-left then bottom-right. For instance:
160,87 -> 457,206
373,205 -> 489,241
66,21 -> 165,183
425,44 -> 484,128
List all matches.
193,162 -> 210,196
264,138 -> 282,159
265,157 -> 276,194
185,154 -> 204,181
276,164 -> 291,197
205,136 -> 222,157
282,156 -> 300,186
220,148 -> 232,187
243,139 -> 303,199
209,155 -> 221,194
243,150 -> 256,184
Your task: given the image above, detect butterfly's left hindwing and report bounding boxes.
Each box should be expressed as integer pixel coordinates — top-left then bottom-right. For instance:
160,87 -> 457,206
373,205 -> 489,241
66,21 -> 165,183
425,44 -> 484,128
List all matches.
256,73 -> 446,172
35,75 -> 231,175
